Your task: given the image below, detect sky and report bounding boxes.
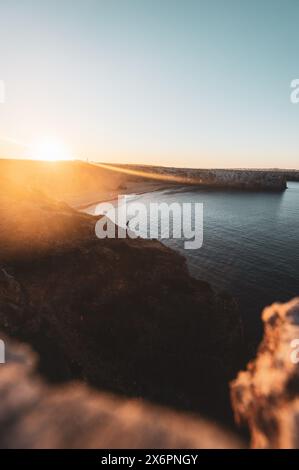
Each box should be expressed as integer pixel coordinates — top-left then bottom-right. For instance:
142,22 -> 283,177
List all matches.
0,0 -> 299,168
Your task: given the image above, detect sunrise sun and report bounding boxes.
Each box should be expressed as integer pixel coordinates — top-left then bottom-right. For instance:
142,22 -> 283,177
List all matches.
29,138 -> 73,162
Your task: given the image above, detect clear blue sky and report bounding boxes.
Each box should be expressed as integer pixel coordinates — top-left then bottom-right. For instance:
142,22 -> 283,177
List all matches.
0,0 -> 299,168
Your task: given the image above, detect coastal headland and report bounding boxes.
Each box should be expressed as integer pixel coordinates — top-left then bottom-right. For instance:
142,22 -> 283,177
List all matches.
0,159 -> 298,448
0,158 -> 245,425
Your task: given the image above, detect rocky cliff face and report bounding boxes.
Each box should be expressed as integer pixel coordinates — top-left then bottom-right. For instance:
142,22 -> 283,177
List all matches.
281,170 -> 299,182
0,176 -> 245,426
109,164 -> 287,191
231,298 -> 299,448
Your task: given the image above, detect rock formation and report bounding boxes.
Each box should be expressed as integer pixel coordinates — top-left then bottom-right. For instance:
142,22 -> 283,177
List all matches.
231,298 -> 299,448
281,170 -> 299,182
105,164 -> 287,191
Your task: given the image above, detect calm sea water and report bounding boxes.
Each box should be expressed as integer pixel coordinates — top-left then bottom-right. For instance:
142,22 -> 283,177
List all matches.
85,182 -> 299,343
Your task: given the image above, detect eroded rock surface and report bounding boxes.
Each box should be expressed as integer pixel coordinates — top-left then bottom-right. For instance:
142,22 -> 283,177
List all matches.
231,298 -> 299,448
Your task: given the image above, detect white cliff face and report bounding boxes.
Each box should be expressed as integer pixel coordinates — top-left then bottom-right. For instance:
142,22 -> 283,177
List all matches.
122,165 -> 287,190
231,298 -> 299,449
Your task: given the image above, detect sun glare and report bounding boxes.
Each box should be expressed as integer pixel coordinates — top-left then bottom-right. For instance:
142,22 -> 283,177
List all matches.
29,138 -> 73,162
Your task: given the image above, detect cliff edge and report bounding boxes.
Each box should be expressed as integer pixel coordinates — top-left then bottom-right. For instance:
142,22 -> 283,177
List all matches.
0,167 -> 245,425
103,164 -> 287,191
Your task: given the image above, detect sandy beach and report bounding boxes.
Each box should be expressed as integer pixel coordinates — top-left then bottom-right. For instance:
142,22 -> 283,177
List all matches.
69,180 -> 174,210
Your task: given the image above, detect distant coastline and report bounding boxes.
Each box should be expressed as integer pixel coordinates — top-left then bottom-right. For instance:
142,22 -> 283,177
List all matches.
95,163 -> 288,192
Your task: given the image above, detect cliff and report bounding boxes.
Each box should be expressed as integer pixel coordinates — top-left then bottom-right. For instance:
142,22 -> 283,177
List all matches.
281,170 -> 299,182
3,161 -> 299,448
103,164 -> 287,191
231,298 -> 299,448
0,167 -> 245,426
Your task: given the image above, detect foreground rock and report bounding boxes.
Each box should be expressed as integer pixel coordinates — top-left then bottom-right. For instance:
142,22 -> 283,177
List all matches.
231,298 -> 299,448
0,172 -> 245,424
0,336 -> 242,449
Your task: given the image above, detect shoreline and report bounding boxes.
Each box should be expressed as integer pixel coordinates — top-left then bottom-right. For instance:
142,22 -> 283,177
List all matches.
71,181 -> 174,211
71,179 -> 290,213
